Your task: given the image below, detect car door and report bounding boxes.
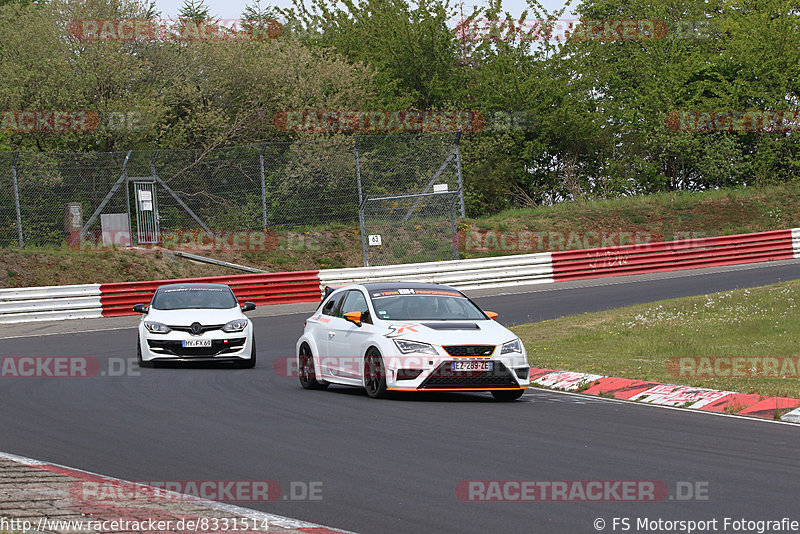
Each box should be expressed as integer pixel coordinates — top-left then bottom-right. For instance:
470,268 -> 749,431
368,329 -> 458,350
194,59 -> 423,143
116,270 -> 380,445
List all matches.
327,289 -> 374,382
315,290 -> 346,378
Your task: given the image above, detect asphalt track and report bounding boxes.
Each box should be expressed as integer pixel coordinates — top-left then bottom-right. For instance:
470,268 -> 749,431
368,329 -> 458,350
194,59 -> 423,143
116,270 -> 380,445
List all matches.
2,260 -> 800,534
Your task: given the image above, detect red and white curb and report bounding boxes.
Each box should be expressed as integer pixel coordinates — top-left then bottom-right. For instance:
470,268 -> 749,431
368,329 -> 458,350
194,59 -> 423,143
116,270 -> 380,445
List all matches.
0,451 -> 353,534
529,368 -> 800,422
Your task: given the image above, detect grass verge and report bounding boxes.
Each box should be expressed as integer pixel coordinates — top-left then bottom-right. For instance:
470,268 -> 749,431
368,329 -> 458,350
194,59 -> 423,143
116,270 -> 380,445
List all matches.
4,182 -> 800,287
513,279 -> 800,399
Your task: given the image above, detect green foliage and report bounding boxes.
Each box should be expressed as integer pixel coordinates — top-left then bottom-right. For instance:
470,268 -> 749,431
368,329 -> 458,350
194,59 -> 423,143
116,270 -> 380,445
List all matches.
280,0 -> 467,108
178,0 -> 213,24
1,0 -> 799,218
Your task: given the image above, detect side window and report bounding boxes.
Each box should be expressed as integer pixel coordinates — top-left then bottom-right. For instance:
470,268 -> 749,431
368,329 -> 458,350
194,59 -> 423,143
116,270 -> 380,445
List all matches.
341,290 -> 372,324
321,292 -> 345,317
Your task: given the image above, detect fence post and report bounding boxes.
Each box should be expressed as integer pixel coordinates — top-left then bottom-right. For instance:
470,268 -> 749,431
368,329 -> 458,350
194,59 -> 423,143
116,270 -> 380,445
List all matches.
11,151 -> 23,247
260,143 -> 268,228
123,150 -> 133,246
450,194 -> 459,260
355,135 -> 369,267
454,132 -> 465,218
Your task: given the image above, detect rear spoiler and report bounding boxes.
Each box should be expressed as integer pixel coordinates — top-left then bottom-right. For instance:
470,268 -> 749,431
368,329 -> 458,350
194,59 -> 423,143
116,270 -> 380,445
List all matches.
322,285 -> 346,299
323,285 -> 336,299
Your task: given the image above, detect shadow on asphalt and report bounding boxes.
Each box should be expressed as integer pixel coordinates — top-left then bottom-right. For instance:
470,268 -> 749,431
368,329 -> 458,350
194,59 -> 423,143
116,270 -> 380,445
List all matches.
321,385 -> 535,403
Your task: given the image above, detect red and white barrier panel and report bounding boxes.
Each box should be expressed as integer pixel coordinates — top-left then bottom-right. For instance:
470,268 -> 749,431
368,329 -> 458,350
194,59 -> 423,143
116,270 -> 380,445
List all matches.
529,368 -> 800,422
551,229 -> 795,282
99,271 -> 321,317
793,228 -> 800,259
318,252 -> 553,290
3,227 -> 800,324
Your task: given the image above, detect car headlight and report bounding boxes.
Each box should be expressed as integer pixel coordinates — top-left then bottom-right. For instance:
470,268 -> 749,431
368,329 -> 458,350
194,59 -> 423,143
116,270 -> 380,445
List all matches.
222,318 -> 249,333
501,338 -> 522,354
144,321 -> 171,334
394,339 -> 438,355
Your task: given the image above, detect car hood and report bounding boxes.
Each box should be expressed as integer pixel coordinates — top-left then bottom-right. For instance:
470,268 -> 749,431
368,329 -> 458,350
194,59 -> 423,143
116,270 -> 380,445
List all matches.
380,319 -> 517,346
144,308 -> 244,326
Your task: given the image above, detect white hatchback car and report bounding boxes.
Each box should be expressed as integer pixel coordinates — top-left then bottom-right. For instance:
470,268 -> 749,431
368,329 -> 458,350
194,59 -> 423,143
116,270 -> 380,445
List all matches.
134,283 -> 256,368
296,282 -> 530,400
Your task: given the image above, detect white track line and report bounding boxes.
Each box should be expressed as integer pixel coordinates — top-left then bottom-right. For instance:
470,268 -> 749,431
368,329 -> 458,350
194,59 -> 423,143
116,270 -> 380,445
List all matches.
531,387 -> 800,427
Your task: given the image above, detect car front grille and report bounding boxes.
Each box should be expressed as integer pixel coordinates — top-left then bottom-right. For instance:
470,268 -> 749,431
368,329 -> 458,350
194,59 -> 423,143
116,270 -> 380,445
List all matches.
443,345 -> 495,357
419,361 -> 519,389
147,338 -> 246,357
168,324 -> 224,334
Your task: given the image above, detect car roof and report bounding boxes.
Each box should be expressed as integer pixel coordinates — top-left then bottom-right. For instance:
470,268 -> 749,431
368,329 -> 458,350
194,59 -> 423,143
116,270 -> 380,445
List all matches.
155,283 -> 231,291
360,282 -> 462,293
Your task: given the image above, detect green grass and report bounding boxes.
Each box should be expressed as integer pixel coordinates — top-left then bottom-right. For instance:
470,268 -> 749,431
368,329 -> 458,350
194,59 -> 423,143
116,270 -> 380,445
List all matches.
5,182 -> 800,286
513,279 -> 800,399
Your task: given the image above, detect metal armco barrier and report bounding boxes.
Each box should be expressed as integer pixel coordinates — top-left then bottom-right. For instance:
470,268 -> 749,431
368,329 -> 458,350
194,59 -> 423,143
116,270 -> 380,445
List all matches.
99,271 -> 322,317
318,252 -> 554,290
0,284 -> 102,324
2,228 -> 799,324
550,229 -> 795,281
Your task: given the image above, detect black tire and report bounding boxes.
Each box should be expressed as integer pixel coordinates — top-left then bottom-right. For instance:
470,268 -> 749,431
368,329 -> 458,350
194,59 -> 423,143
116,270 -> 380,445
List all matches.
363,347 -> 388,399
137,335 -> 154,368
298,343 -> 327,389
238,336 -> 256,369
491,389 -> 525,401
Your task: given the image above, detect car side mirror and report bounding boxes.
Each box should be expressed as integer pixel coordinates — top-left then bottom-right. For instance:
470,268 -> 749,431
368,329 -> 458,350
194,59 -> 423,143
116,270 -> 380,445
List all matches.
241,302 -> 256,312
485,311 -> 499,320
343,311 -> 362,326
133,303 -> 148,314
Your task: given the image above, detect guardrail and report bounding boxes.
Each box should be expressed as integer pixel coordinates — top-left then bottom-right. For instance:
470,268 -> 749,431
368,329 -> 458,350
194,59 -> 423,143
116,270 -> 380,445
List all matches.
99,271 -> 322,317
550,229 -> 795,281
2,228 -> 799,324
318,252 -> 553,290
0,284 -> 101,324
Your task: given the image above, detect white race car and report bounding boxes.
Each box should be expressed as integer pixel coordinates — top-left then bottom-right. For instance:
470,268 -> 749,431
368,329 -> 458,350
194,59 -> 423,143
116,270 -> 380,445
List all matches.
134,283 -> 257,368
296,282 -> 530,400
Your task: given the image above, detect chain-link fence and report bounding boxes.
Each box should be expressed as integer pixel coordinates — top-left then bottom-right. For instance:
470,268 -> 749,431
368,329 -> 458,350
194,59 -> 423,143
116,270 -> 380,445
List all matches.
361,191 -> 460,266
0,133 -> 463,266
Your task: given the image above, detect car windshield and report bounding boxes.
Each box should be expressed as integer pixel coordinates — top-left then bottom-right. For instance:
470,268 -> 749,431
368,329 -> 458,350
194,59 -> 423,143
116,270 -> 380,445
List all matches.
151,286 -> 238,310
368,289 -> 486,321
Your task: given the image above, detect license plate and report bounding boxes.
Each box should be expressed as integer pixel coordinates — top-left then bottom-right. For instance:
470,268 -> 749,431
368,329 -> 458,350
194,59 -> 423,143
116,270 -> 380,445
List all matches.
451,361 -> 493,372
182,339 -> 212,348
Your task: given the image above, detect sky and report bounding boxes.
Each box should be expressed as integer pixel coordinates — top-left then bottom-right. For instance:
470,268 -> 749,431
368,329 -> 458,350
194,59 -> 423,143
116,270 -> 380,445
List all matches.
153,0 -> 577,23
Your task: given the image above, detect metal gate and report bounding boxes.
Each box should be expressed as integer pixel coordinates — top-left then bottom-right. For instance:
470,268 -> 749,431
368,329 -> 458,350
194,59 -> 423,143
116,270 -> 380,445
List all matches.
133,181 -> 159,244
360,191 -> 460,266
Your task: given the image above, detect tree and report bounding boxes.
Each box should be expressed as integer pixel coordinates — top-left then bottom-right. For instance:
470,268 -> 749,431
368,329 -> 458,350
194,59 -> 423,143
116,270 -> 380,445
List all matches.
281,0 -> 466,109
178,0 -> 212,25
241,0 -> 281,41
